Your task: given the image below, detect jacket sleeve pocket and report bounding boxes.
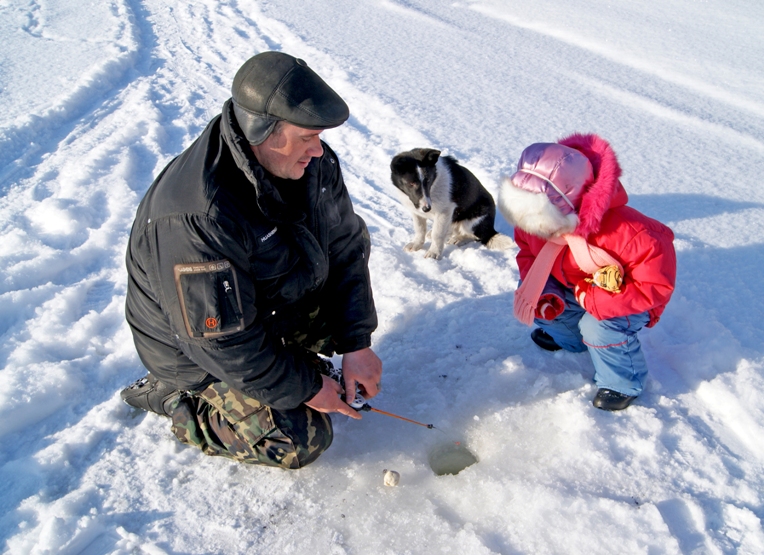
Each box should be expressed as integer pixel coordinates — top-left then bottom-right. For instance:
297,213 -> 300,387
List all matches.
174,259 -> 245,338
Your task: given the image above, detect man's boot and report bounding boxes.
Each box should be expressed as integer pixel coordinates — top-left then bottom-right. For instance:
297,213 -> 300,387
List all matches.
120,373 -> 179,417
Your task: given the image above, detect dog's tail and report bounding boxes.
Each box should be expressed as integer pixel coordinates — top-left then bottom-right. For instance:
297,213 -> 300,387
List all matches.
485,232 -> 516,251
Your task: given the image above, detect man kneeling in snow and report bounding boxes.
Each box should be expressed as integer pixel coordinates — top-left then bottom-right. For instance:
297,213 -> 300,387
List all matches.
121,52 -> 382,468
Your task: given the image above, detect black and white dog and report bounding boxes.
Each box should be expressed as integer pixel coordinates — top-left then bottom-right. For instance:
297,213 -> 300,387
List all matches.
390,148 -> 514,259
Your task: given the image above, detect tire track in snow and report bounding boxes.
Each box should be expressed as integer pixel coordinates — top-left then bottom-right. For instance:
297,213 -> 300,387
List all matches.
0,0 -> 144,187
570,74 -> 764,154
469,3 -> 764,120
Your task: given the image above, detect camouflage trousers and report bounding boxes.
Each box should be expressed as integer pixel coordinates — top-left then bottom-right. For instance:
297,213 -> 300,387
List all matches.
169,307 -> 335,468
170,381 -> 333,468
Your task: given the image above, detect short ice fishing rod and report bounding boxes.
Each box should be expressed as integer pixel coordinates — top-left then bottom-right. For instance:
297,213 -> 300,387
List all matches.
361,406 -> 434,429
321,364 -> 436,429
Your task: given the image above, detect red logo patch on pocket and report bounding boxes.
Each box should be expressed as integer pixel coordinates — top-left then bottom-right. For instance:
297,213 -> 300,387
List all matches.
205,317 -> 218,329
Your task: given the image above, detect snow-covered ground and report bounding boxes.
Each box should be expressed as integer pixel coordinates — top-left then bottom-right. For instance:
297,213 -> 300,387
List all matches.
1,0 -> 763,553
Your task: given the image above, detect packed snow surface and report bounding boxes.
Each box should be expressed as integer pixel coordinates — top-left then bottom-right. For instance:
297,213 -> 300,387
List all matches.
1,1 -> 763,553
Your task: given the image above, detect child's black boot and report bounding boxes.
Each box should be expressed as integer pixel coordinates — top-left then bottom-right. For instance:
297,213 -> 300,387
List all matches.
531,328 -> 562,351
592,388 -> 636,411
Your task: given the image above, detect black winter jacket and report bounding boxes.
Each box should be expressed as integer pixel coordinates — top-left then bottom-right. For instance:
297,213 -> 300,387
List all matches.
125,100 -> 377,409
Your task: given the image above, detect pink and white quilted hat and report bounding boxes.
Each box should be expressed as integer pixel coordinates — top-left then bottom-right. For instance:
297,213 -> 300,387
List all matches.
498,142 -> 594,239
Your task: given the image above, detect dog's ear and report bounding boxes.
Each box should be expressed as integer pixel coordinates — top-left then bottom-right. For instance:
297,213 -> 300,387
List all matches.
390,155 -> 407,173
423,149 -> 441,166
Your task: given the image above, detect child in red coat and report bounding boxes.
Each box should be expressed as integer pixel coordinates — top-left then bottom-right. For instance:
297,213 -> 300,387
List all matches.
498,133 -> 676,410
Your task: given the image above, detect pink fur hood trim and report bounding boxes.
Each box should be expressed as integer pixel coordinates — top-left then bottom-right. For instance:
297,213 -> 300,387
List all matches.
557,133 -> 626,238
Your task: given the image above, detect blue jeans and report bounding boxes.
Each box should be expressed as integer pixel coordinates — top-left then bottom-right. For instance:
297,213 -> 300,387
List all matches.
535,286 -> 650,396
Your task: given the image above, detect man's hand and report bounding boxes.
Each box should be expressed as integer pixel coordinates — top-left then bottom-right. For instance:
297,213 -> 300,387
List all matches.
342,347 -> 383,403
305,375 -> 362,420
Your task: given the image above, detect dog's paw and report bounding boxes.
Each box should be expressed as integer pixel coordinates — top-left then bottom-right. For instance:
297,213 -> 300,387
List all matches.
404,241 -> 424,252
424,250 -> 441,259
448,235 -> 475,246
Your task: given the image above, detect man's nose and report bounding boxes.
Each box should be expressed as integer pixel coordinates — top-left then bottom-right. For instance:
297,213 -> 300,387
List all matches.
307,136 -> 324,157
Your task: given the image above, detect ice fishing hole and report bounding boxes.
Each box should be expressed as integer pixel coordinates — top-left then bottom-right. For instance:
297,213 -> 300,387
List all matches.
429,442 -> 478,476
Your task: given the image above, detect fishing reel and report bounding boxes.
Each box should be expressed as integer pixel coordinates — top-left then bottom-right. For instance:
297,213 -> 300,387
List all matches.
315,357 -> 435,429
318,360 -> 370,411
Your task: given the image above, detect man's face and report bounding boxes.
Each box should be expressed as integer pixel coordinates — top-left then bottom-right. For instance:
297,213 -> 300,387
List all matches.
250,123 -> 324,180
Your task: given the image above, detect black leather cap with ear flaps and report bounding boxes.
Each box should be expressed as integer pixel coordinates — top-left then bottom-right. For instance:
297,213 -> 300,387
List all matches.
231,51 -> 349,145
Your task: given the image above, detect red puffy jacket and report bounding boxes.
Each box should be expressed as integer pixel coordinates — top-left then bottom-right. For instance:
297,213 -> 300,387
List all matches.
514,135 -> 676,326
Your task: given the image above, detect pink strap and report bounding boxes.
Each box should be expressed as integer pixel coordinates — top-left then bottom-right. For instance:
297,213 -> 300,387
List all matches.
564,234 -> 623,275
513,234 -> 623,326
